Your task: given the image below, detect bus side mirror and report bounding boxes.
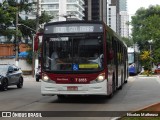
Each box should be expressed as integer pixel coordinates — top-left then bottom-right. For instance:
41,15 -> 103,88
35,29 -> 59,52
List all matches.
34,36 -> 39,51
34,32 -> 43,52
109,50 -> 114,60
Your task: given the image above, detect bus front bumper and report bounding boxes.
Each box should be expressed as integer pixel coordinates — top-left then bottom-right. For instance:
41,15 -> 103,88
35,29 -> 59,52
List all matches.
41,80 -> 108,96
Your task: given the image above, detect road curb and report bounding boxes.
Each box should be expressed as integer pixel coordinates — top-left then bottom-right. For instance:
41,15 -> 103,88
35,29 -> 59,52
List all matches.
138,75 -> 157,77
111,117 -> 121,120
134,102 -> 160,111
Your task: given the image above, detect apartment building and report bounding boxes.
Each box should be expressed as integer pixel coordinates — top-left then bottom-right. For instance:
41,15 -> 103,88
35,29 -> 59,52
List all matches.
107,0 -> 117,32
119,0 -> 129,38
107,0 -> 129,38
120,11 -> 129,38
83,0 -> 107,23
29,0 -> 85,22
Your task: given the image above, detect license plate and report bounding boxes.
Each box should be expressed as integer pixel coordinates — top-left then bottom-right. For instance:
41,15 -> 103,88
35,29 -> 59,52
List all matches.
67,86 -> 78,91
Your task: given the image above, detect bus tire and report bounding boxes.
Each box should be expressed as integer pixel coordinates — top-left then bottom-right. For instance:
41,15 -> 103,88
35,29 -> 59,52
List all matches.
124,79 -> 128,83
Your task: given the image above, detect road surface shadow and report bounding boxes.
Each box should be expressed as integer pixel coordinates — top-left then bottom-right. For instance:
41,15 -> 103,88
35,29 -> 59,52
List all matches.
52,95 -> 111,104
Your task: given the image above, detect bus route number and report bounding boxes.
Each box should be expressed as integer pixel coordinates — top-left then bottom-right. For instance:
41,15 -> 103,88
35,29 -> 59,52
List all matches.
75,78 -> 87,83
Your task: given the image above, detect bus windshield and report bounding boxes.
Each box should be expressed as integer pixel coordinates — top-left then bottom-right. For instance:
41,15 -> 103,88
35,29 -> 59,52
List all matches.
43,33 -> 104,72
128,53 -> 134,64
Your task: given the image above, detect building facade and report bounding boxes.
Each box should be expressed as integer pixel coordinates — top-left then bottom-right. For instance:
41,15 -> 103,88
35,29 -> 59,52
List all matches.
107,0 -> 129,38
83,0 -> 107,23
119,11 -> 129,38
119,0 -> 129,38
107,0 -> 117,32
29,0 -> 85,22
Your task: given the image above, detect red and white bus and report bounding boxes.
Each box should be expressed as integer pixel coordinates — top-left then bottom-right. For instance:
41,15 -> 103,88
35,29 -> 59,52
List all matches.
35,21 -> 128,99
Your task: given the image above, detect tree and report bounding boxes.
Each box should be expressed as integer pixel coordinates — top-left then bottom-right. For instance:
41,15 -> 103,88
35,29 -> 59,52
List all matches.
131,5 -> 160,48
131,5 -> 160,65
122,37 -> 133,47
0,1 -> 17,36
0,0 -> 53,43
18,12 -> 53,40
0,0 -> 34,42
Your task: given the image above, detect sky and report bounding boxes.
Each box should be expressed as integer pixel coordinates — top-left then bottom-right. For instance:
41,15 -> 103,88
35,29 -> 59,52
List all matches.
127,0 -> 160,17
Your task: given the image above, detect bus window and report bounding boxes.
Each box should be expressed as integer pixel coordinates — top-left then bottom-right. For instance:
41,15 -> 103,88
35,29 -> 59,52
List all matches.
106,32 -> 113,64
43,34 -> 104,72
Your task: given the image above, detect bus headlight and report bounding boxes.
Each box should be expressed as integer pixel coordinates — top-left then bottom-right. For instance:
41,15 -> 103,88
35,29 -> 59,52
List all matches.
97,75 -> 105,82
90,73 -> 106,84
97,73 -> 105,82
96,73 -> 105,82
42,74 -> 49,82
44,76 -> 49,81
42,74 -> 56,83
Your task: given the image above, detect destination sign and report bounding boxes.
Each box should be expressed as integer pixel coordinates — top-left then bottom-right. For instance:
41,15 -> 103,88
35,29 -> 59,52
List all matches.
44,24 -> 103,34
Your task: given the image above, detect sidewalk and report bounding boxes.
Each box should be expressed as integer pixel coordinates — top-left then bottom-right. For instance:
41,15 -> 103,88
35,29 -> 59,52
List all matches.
115,75 -> 160,120
138,74 -> 160,81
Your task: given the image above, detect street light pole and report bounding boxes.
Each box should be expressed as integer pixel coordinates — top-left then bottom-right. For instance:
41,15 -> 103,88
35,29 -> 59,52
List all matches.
15,0 -> 19,66
149,44 -> 152,71
17,24 -> 36,33
17,23 -> 36,76
34,0 -> 40,77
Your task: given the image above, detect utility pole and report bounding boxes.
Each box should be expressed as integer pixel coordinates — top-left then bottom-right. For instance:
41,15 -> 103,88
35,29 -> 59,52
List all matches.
33,0 -> 40,77
15,0 -> 19,66
36,0 -> 40,32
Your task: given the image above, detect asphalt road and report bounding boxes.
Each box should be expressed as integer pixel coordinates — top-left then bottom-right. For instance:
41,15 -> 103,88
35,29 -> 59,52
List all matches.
0,75 -> 160,120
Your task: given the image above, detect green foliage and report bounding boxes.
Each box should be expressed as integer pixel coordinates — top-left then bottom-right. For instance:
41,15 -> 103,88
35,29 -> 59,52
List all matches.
122,37 -> 133,47
0,1 -> 17,36
131,5 -> 160,47
131,5 -> 160,65
140,51 -> 152,71
18,12 -> 53,40
26,49 -> 33,64
39,12 -> 54,24
153,48 -> 160,65
0,0 -> 54,43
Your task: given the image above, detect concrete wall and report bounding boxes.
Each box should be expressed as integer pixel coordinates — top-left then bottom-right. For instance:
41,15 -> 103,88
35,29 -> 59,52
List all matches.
0,58 -> 32,71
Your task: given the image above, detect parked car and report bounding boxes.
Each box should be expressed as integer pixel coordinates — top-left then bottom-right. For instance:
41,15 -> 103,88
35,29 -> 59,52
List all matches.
36,66 -> 41,82
0,64 -> 23,91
